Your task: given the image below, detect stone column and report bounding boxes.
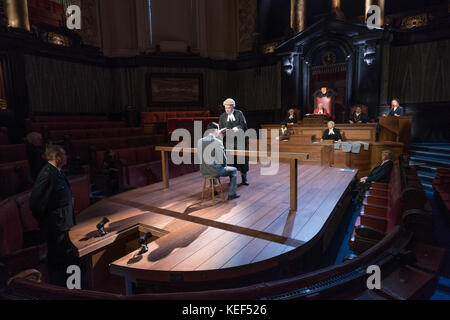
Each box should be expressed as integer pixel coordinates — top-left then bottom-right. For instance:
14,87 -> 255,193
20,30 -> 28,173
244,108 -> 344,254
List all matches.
365,0 -> 385,26
290,0 -> 306,34
4,0 -> 30,30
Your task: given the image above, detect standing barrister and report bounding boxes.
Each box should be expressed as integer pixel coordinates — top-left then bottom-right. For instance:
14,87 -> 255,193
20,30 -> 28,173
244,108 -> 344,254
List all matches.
30,145 -> 77,286
387,98 -> 404,117
218,98 -> 249,185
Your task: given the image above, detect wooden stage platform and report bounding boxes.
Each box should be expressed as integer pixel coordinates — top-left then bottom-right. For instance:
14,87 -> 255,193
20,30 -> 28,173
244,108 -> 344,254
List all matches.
69,163 -> 357,294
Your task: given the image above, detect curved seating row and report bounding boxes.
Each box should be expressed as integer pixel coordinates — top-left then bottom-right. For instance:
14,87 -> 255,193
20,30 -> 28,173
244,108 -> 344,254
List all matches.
0,160 -> 33,199
70,135 -> 166,164
48,128 -> 144,141
141,110 -> 210,124
30,121 -> 125,136
433,168 -> 450,219
0,144 -> 28,164
32,115 -> 108,123
350,157 -> 432,254
0,174 -> 90,278
3,226 -> 444,300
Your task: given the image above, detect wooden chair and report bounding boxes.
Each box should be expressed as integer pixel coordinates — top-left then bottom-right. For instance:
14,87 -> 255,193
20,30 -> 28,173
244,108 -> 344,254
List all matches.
202,177 -> 225,203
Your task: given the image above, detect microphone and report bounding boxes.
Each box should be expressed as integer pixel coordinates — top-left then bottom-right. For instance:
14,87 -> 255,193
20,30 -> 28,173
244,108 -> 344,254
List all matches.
95,217 -> 109,237
137,232 -> 153,255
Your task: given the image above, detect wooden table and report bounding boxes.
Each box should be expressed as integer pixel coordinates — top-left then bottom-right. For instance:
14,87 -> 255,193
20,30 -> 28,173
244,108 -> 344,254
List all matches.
155,146 -> 309,212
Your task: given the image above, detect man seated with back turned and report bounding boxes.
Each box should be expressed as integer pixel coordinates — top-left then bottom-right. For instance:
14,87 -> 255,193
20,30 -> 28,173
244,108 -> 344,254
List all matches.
197,122 -> 240,200
354,150 -> 394,203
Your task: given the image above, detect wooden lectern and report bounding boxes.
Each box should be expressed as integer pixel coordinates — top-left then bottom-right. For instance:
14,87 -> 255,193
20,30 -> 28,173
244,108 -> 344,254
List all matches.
303,114 -> 328,125
378,116 -> 413,146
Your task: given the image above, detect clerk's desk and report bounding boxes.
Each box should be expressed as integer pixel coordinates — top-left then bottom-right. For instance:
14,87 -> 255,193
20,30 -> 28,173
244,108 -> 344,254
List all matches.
261,123 -> 377,142
261,121 -> 404,177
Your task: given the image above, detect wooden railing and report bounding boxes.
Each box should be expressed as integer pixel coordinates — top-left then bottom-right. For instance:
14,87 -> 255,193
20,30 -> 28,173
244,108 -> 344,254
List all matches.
155,146 -> 309,212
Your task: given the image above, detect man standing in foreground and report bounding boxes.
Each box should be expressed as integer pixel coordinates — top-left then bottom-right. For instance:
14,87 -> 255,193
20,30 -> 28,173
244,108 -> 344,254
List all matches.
30,145 -> 77,286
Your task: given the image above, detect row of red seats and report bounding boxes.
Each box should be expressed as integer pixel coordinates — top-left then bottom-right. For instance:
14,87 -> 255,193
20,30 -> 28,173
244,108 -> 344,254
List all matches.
32,114 -> 108,123
433,168 -> 450,219
31,121 -> 125,134
0,160 -> 33,199
349,159 -> 431,253
4,227 -> 444,300
110,146 -> 198,188
141,110 -> 210,124
0,174 -> 90,277
167,117 -> 219,136
70,135 -> 166,164
48,127 -> 144,141
0,144 -> 27,164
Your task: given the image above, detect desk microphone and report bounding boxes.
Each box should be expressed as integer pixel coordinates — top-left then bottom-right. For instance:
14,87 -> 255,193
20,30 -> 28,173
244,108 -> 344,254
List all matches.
96,217 -> 109,237
137,232 -> 153,255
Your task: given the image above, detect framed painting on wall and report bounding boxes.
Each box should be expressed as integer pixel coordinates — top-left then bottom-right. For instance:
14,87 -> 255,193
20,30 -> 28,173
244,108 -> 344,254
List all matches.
146,73 -> 204,107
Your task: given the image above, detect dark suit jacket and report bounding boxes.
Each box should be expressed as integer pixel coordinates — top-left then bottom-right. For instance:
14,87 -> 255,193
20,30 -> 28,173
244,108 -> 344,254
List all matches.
197,135 -> 227,178
367,160 -> 393,183
219,109 -> 248,131
387,106 -> 404,116
322,128 -> 342,141
350,112 -> 368,123
279,128 -> 290,140
284,114 -> 297,124
30,163 -> 75,233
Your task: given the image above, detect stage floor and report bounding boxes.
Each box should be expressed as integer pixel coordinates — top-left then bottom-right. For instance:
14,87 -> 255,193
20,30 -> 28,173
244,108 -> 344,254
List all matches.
70,163 -> 357,288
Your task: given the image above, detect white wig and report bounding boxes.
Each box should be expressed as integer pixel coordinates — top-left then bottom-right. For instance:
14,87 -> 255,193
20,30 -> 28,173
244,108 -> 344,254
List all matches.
223,98 -> 236,107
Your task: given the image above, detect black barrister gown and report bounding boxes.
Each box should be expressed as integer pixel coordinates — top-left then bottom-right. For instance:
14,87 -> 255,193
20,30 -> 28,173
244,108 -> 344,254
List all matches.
218,109 -> 249,174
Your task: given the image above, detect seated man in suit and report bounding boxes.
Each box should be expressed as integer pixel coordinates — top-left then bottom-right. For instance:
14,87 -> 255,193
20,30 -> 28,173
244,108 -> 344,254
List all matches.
284,109 -> 297,125
314,103 -> 330,118
386,98 -> 404,117
321,121 -> 342,142
277,123 -> 290,141
349,106 -> 368,124
197,122 -> 240,200
354,150 -> 394,203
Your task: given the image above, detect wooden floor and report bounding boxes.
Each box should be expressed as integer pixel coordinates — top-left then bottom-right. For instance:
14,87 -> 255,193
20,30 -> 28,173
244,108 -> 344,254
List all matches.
69,162 -> 357,287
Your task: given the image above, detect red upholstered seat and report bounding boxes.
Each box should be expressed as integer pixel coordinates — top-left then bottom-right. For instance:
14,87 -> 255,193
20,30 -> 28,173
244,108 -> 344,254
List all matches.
15,192 -> 39,233
135,146 -> 153,164
0,161 -> 32,198
7,278 -> 122,300
0,198 -> 24,256
68,174 -> 90,216
117,149 -> 137,166
0,144 -> 27,164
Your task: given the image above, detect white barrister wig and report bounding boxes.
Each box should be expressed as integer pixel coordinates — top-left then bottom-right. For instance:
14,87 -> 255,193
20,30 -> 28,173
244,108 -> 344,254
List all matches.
223,98 -> 236,107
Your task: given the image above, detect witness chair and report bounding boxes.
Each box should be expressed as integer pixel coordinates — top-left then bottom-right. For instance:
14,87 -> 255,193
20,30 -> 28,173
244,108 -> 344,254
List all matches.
202,177 -> 225,203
